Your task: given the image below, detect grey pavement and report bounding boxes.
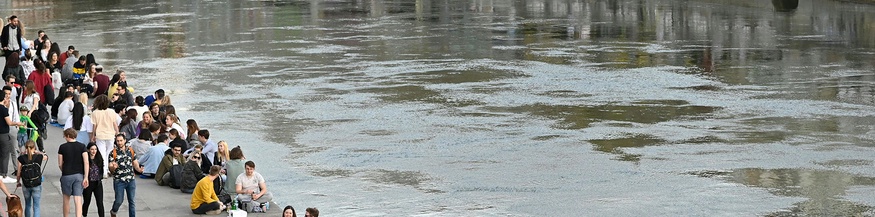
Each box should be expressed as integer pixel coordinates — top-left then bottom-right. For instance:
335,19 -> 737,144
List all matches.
5,125 -> 280,216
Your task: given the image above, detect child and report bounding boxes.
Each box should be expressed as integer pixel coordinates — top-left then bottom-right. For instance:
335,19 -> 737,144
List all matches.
17,106 -> 38,152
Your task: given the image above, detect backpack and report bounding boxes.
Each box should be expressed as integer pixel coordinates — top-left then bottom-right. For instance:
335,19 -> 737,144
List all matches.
168,164 -> 183,189
109,147 -> 134,174
20,155 -> 43,188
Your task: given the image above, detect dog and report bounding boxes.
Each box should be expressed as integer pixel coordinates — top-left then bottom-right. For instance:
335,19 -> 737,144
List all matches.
6,194 -> 22,217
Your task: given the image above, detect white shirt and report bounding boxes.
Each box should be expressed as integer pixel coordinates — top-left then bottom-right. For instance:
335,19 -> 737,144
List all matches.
126,105 -> 148,123
64,114 -> 93,132
57,99 -> 74,124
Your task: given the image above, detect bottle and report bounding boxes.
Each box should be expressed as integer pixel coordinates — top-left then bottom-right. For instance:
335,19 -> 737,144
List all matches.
231,196 -> 237,210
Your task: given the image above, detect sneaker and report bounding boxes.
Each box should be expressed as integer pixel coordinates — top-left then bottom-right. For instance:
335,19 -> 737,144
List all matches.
1,176 -> 15,184
263,202 -> 269,211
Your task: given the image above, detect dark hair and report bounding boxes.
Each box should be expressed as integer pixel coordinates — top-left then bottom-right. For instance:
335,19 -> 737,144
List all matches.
156,89 -> 165,98
94,95 -> 109,110
85,54 -> 97,74
72,102 -> 85,131
156,134 -> 168,143
305,208 -> 319,217
34,60 -> 46,74
2,86 -> 10,92
164,105 -> 176,119
86,142 -> 104,167
198,129 -> 209,140
168,128 -> 180,138
148,122 -> 161,132
229,146 -> 243,160
78,56 -> 85,61
135,96 -> 144,106
113,104 -> 126,114
0,90 -> 6,103
186,119 -> 199,139
137,128 -> 152,141
64,91 -> 74,98
109,73 -> 120,88
49,43 -> 61,59
8,15 -> 16,20
5,52 -> 19,68
68,45 -> 75,50
283,206 -> 296,217
244,160 -> 255,168
120,109 -> 138,129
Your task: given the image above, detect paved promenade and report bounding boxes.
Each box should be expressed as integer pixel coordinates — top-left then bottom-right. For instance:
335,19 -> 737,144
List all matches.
8,125 -> 280,216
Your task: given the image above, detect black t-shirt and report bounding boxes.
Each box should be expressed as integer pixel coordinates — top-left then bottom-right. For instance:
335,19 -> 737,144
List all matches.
0,105 -> 9,134
58,142 -> 86,175
17,154 -> 43,166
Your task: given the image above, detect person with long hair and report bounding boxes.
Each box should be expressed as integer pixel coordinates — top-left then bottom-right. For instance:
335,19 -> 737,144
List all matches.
26,61 -> 52,104
3,51 -> 25,87
20,50 -> 35,80
16,140 -> 42,217
20,80 -> 37,116
64,102 -> 92,145
186,119 -> 199,143
214,141 -> 229,169
135,111 -> 154,138
118,109 -> 138,141
83,142 -> 105,217
91,95 -> 118,178
35,37 -> 49,62
165,114 -> 184,140
223,146 -> 245,199
283,206 -> 297,217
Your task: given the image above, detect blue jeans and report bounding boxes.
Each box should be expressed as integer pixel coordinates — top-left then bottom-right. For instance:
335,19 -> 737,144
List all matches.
23,185 -> 41,217
111,179 -> 136,217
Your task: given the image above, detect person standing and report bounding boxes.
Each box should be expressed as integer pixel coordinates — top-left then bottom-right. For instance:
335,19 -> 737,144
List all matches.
191,165 -> 225,215
58,128 -> 90,217
90,95 -> 118,178
0,90 -> 24,183
16,140 -> 42,217
83,142 -> 105,217
3,85 -> 21,178
108,134 -> 142,217
1,15 -> 23,57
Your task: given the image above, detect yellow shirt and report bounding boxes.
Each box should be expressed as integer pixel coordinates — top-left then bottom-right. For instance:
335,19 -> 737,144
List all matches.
190,176 -> 218,210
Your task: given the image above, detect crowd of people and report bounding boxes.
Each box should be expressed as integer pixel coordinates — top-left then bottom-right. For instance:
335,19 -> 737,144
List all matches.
0,15 -> 319,217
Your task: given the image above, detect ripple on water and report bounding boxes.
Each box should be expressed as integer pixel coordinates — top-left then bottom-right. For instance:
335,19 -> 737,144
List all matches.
688,168 -> 875,216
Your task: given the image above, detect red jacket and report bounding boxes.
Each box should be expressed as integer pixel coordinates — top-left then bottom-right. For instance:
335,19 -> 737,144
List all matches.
27,71 -> 53,104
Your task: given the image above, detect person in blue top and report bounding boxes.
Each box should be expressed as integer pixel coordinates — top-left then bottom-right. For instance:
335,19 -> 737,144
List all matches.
143,89 -> 164,107
138,134 -> 169,178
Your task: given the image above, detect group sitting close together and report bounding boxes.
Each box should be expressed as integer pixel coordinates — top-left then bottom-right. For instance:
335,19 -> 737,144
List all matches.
0,15 -> 318,217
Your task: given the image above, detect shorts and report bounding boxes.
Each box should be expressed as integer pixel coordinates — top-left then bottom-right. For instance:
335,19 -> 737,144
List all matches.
60,174 -> 84,196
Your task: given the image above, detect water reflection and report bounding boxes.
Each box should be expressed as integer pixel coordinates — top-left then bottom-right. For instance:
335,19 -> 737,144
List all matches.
725,168 -> 875,216
6,0 -> 875,216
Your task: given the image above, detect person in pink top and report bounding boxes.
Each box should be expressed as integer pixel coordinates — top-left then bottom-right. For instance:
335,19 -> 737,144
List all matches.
26,61 -> 52,104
